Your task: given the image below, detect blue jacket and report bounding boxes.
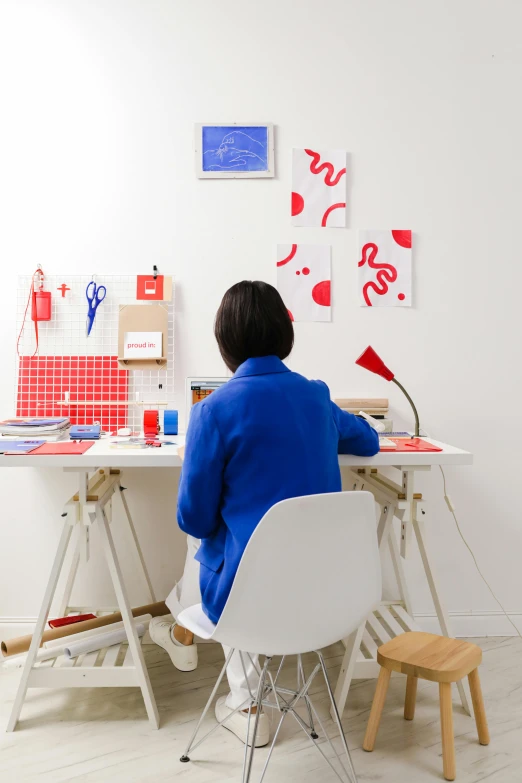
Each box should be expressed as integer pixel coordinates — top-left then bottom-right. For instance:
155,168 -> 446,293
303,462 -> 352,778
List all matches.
177,356 -> 379,624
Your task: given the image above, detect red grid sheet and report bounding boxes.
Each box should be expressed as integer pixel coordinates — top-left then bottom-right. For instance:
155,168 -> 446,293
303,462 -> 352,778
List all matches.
16,356 -> 128,432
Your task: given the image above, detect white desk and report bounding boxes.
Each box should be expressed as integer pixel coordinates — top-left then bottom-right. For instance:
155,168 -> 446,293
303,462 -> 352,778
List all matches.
2,437 -> 472,729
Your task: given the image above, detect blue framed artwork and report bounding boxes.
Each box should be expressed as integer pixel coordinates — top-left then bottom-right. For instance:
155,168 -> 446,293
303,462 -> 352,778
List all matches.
195,123 -> 274,178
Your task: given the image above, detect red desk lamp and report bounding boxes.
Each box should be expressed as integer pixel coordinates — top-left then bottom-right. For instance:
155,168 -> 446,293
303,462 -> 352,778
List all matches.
355,346 -> 420,437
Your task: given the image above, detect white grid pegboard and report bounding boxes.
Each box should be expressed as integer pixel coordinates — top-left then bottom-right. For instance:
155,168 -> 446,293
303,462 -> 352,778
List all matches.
15,274 -> 175,434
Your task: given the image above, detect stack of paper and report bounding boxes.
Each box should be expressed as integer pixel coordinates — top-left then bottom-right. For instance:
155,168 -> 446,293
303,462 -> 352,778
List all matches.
0,417 -> 71,441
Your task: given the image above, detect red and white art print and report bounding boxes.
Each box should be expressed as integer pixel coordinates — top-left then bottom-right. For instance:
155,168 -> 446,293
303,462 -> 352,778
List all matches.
291,149 -> 346,228
358,230 -> 412,307
277,244 -> 331,322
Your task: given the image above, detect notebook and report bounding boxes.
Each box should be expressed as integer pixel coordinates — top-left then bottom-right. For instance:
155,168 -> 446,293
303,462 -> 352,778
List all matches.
0,440 -> 45,455
379,438 -> 442,453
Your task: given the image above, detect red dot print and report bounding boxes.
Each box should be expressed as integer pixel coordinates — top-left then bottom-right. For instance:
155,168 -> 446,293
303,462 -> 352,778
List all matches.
291,191 -> 305,216
295,270 -> 300,275
312,280 -> 330,307
398,293 -> 405,301
302,267 -> 310,275
391,230 -> 412,249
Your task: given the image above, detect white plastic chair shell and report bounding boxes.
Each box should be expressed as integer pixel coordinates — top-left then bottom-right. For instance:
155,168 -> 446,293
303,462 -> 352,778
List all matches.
179,490 -> 381,656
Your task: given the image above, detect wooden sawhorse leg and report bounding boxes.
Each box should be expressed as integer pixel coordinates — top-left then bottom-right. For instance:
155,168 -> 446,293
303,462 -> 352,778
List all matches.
333,499 -> 396,718
7,518 -> 74,731
96,504 -> 159,728
6,471 -> 160,732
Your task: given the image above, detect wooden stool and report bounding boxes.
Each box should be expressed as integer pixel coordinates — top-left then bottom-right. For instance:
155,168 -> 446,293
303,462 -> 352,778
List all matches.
363,632 -> 490,781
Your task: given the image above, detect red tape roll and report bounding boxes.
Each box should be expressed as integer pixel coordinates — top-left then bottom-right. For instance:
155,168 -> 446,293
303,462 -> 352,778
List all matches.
143,409 -> 159,438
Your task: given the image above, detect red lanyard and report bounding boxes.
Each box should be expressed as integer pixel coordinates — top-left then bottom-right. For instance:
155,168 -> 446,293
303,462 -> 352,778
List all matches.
16,267 -> 45,357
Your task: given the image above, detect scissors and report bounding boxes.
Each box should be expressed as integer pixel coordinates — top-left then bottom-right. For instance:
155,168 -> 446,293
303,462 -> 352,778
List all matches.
85,280 -> 107,336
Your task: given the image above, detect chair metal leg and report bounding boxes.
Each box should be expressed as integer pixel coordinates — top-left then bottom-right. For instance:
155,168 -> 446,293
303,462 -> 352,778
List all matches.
242,656 -> 271,783
180,647 -> 236,761
298,654 -> 318,738
318,651 -> 359,783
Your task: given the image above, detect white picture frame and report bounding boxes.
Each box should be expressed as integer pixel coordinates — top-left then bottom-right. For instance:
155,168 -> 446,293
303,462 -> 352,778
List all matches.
195,122 -> 275,179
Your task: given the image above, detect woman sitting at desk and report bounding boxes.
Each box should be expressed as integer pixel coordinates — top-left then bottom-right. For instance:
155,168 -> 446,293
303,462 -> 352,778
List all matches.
150,281 -> 379,747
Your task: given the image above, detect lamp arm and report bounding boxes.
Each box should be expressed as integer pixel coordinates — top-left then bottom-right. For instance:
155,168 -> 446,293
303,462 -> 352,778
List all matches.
391,378 -> 420,437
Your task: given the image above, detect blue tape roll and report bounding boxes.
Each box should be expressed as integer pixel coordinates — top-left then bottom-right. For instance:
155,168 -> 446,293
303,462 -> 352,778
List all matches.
164,409 -> 178,435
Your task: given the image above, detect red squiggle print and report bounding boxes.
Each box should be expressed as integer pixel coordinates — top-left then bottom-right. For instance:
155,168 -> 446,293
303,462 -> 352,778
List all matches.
321,202 -> 346,226
358,242 -> 397,307
304,149 -> 346,186
277,244 -> 297,267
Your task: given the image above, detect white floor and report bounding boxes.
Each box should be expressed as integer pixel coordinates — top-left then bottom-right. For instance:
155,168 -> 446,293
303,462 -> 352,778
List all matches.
0,637 -> 520,782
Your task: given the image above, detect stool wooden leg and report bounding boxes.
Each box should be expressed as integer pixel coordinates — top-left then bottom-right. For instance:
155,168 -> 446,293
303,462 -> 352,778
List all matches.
439,682 -> 456,781
363,667 -> 391,752
468,669 -> 490,746
404,675 -> 417,721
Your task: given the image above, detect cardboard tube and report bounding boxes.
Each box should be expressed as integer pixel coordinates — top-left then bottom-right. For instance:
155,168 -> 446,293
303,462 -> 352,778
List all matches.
1,601 -> 168,657
3,616 -> 152,670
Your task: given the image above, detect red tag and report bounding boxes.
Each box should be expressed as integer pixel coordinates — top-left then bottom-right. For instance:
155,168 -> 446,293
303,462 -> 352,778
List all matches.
31,290 -> 52,321
137,275 -> 164,300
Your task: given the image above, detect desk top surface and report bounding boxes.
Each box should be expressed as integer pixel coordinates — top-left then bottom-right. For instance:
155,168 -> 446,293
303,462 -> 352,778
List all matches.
0,437 -> 472,469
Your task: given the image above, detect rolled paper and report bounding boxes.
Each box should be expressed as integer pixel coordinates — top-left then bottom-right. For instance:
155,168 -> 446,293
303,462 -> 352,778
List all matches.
3,617 -> 152,669
1,600 -> 168,657
64,623 -> 146,659
43,614 -> 152,649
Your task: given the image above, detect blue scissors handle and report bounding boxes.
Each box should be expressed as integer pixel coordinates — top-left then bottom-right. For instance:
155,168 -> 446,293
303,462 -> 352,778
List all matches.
86,281 -> 107,336
86,281 -> 106,312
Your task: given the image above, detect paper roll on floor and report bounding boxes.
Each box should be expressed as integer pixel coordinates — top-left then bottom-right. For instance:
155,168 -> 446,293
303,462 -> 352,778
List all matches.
43,614 -> 152,649
64,623 -> 146,660
1,601 -> 168,657
3,616 -> 153,670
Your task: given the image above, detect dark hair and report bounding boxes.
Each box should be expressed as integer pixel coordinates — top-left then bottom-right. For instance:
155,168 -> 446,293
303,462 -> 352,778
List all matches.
214,281 -> 294,372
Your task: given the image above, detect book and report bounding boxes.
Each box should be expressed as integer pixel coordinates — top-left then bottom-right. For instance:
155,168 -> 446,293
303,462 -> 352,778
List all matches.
333,398 -> 388,409
48,614 -> 97,629
0,417 -> 70,436
0,440 -> 45,454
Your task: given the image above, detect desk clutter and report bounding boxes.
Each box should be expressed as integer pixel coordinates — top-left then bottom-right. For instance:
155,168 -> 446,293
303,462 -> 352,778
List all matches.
9,271 -> 177,452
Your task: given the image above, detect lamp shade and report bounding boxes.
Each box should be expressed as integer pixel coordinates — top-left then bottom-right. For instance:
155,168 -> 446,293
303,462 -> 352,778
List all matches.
355,346 -> 394,382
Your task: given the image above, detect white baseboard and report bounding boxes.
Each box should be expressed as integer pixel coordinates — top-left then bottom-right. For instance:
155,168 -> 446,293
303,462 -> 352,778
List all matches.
1,613 -> 521,642
414,611 -> 522,637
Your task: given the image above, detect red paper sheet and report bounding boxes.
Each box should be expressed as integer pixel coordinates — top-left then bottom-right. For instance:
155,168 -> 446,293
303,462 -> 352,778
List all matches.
31,442 -> 94,455
380,438 -> 442,453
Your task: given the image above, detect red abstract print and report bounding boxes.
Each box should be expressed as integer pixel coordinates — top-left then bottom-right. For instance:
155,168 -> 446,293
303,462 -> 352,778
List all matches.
291,192 -> 304,216
277,244 -> 298,267
304,149 -> 346,186
321,202 -> 346,226
391,230 -> 412,248
358,243 -> 398,307
312,280 -> 331,307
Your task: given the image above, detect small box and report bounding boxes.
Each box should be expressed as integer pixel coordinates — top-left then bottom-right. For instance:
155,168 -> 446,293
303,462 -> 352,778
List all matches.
70,424 -> 101,440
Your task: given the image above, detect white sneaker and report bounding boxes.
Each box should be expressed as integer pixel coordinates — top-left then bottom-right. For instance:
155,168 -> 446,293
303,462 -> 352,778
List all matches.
215,695 -> 270,747
148,617 -> 198,672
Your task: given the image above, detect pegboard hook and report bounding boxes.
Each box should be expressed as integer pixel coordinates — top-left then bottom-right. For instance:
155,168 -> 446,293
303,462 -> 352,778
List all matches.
153,265 -> 158,279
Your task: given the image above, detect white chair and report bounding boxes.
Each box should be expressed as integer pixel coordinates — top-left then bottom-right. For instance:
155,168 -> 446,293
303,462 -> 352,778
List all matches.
178,491 -> 381,783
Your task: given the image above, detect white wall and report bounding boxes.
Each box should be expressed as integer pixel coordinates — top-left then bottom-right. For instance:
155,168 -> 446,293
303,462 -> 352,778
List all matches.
1,0 -> 521,638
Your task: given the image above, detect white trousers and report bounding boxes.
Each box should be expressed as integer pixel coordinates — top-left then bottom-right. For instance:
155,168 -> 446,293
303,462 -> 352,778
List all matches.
166,535 -> 260,710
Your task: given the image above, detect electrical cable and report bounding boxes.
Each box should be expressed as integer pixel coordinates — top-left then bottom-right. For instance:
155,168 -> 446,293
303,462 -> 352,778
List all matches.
439,465 -> 522,640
